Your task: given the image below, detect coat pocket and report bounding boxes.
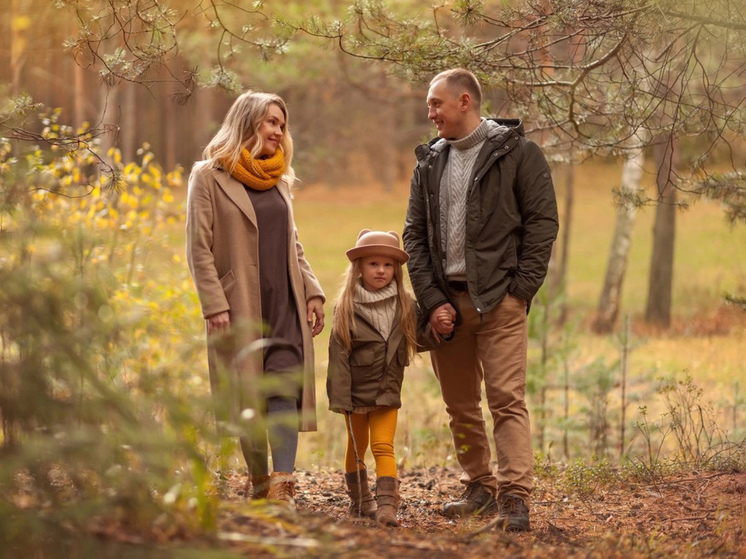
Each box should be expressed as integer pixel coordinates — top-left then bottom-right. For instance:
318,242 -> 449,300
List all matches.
219,269 -> 236,289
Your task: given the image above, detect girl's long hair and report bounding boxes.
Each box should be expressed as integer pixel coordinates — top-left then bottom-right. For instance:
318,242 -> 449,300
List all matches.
203,91 -> 294,173
333,259 -> 417,359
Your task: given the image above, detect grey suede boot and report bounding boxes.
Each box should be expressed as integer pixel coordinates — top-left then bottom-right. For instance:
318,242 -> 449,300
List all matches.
375,476 -> 400,527
344,469 -> 377,519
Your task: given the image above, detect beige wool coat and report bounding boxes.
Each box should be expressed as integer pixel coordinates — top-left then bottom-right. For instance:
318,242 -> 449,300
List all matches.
186,161 -> 325,432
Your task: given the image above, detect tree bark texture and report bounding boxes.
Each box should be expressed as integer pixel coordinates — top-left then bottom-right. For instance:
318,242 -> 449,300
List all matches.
645,136 -> 679,328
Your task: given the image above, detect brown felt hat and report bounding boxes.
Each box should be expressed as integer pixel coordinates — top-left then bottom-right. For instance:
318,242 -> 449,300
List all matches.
346,229 -> 409,264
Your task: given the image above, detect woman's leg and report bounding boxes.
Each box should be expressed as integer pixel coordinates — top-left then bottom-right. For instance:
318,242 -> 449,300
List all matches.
369,407 -> 398,478
266,396 -> 299,473
344,412 -> 370,473
240,435 -> 269,478
240,430 -> 270,499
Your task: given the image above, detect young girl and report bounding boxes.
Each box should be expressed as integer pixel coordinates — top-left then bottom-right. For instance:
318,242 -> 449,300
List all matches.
327,230 -> 448,527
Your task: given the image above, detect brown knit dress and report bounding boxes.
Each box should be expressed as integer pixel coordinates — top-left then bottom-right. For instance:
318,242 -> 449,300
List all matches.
245,186 -> 304,398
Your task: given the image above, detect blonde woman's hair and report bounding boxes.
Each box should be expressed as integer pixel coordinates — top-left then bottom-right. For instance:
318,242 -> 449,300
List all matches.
203,90 -> 294,173
333,259 -> 418,359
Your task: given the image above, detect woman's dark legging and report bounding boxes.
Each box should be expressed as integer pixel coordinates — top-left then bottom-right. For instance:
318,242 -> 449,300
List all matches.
240,396 -> 299,475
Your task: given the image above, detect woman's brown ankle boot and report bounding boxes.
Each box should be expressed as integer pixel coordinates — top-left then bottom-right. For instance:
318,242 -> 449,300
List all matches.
246,474 -> 270,500
267,472 -> 296,507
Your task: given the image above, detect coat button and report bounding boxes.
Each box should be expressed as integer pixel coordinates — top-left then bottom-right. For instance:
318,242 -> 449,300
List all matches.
504,145 -> 510,150
493,152 -> 498,157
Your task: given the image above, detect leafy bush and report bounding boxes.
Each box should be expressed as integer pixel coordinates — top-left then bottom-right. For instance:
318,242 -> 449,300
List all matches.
0,106 -> 220,553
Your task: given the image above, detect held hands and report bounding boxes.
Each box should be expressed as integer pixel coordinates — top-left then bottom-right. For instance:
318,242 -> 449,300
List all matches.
206,311 -> 230,335
307,296 -> 325,337
429,303 -> 456,342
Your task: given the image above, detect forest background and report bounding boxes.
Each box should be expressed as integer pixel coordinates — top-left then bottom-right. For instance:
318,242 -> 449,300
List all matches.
1,0 -> 745,557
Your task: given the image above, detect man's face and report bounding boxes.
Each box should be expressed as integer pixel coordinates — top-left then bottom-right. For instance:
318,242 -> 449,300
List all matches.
427,79 -> 465,140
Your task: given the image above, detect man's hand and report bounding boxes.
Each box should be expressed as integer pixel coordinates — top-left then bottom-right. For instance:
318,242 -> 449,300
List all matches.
307,297 -> 325,337
429,303 -> 456,342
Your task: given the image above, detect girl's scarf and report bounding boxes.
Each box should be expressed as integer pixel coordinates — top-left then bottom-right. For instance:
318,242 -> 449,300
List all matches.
226,147 -> 285,191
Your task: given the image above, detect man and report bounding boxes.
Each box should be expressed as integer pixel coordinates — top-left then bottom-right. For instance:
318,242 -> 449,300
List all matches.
403,68 -> 558,532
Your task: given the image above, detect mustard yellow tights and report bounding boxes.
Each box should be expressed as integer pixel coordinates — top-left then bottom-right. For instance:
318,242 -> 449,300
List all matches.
343,407 -> 398,478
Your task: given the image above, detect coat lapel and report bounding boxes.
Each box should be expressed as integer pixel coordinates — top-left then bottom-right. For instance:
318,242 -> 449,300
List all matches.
214,170 -> 257,227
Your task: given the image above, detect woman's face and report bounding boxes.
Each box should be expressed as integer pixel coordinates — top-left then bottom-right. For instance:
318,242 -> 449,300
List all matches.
360,256 -> 395,292
255,103 -> 286,158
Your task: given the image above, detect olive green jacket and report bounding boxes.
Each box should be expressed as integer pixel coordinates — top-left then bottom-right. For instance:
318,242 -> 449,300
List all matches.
403,118 -> 559,319
326,305 -> 411,414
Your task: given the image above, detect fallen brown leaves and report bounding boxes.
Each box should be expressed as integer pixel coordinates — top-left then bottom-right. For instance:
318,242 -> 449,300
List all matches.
212,467 -> 746,558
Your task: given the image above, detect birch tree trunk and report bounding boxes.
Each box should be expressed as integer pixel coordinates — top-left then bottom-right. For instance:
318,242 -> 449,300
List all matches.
591,142 -> 645,333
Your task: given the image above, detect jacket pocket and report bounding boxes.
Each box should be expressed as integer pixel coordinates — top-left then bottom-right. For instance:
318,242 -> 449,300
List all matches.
219,270 -> 236,289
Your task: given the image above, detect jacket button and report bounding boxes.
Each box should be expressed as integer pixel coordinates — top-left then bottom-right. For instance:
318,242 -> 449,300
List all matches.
493,152 -> 498,157
504,145 -> 510,150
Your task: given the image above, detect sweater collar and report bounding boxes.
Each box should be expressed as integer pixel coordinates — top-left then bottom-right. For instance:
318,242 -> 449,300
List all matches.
447,118 -> 489,151
353,280 -> 398,304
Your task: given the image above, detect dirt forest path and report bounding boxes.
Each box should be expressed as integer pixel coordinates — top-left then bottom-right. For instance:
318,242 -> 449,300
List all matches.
213,467 -> 746,558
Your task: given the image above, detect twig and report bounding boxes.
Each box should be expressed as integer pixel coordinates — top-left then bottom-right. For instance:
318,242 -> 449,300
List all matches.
217,531 -> 319,548
669,514 -> 714,522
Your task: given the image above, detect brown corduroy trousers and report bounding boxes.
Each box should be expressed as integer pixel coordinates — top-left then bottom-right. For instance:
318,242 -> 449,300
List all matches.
431,289 -> 533,505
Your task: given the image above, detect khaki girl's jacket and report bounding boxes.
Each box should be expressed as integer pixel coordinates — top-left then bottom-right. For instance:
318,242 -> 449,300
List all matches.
327,305 -> 412,413
186,161 -> 325,432
403,118 -> 559,319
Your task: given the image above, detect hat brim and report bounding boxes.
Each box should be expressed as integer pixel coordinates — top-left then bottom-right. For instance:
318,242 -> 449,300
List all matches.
346,245 -> 409,264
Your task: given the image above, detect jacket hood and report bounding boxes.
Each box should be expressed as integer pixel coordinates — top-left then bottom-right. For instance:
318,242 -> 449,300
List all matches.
417,118 -> 525,160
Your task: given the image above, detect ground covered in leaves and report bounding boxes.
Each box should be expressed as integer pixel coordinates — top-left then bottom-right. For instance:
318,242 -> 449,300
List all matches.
211,466 -> 746,558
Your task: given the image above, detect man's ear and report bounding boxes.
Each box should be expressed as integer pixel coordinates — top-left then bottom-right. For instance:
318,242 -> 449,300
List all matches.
460,92 -> 471,111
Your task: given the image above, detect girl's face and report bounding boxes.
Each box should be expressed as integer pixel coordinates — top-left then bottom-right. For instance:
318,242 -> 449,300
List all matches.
255,103 -> 286,158
360,256 -> 395,291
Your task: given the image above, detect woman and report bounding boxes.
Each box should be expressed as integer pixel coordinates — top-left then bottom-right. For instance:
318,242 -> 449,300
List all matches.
186,91 -> 325,506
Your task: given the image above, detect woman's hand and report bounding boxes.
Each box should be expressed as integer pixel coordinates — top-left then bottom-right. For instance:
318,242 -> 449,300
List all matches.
307,297 -> 325,337
206,311 -> 230,335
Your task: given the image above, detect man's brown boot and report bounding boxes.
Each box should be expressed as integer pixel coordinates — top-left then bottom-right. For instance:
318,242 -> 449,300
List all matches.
443,482 -> 497,518
267,472 -> 296,507
374,476 -> 400,527
245,474 -> 270,500
345,469 -> 377,519
496,493 -> 530,532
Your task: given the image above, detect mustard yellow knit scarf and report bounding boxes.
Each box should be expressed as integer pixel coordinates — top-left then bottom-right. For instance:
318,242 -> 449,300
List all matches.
225,147 -> 285,191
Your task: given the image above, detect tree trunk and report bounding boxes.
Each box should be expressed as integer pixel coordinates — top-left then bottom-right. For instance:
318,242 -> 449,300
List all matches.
592,143 -> 645,333
645,136 -> 679,328
550,163 -> 574,325
119,81 -> 137,163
